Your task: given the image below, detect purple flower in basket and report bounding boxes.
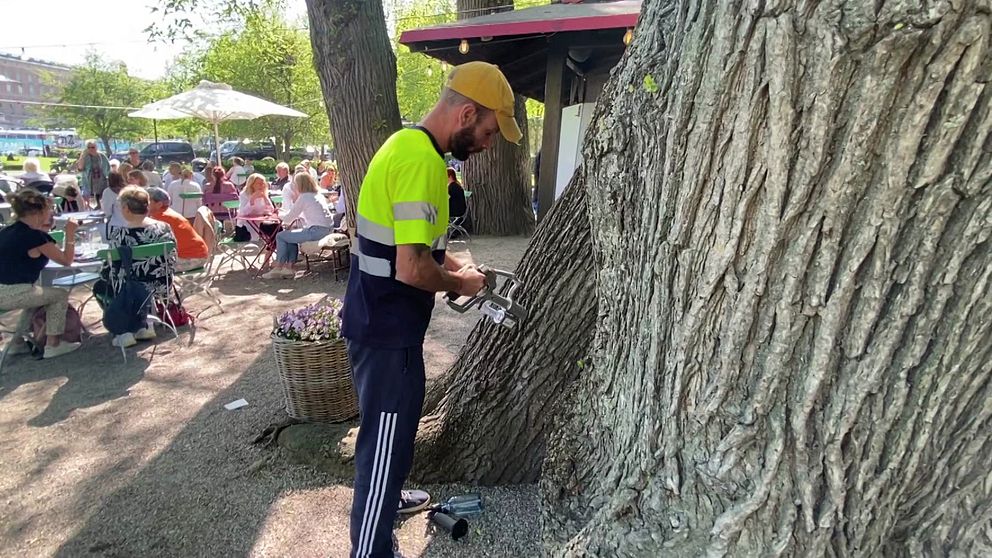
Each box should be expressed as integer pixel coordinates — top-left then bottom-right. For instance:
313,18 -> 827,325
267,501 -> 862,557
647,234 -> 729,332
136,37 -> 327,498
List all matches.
273,299 -> 345,341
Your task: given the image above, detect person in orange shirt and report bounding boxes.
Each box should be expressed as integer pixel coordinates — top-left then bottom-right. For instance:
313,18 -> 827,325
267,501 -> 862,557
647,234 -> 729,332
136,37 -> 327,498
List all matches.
146,187 -> 210,272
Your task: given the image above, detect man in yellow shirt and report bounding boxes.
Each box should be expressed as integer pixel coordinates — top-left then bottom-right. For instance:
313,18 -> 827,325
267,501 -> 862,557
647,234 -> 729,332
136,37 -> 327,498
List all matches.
341,62 -> 522,558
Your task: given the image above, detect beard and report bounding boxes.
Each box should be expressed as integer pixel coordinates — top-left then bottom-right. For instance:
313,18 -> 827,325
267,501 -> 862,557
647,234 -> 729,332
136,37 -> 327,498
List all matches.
449,124 -> 481,161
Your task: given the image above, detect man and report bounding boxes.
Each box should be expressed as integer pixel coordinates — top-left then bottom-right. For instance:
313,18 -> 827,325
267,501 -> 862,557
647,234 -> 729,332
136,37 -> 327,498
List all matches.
126,169 -> 148,187
76,140 -> 110,207
147,188 -> 209,271
341,61 -> 520,558
163,162 -> 182,187
271,162 -> 291,190
141,160 -> 163,188
302,159 -> 318,181
126,147 -> 143,169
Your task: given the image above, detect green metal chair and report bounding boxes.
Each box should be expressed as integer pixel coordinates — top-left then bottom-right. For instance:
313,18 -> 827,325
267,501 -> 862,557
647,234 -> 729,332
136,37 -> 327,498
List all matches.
216,200 -> 262,272
97,241 -> 179,361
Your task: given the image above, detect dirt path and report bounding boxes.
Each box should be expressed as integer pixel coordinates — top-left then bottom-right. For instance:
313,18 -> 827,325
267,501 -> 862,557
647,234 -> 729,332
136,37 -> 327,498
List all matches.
0,236 -> 538,558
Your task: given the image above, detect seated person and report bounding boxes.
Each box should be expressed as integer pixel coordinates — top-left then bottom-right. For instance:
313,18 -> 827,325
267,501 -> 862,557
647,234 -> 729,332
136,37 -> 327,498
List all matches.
236,173 -> 276,241
271,162 -> 291,191
147,188 -> 209,272
19,157 -> 53,192
126,169 -> 148,187
447,167 -> 467,218
162,162 -> 182,187
261,172 -> 333,280
447,167 -> 472,236
141,160 -> 163,188
226,157 -> 247,189
60,184 -> 83,213
166,167 -> 203,220
0,189 -> 80,359
95,187 -> 177,348
280,166 -> 306,214
101,173 -> 129,238
204,166 -> 239,221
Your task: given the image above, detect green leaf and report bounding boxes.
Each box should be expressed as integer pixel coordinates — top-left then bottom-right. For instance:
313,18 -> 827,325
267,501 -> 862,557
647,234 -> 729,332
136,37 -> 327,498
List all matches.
643,74 -> 659,94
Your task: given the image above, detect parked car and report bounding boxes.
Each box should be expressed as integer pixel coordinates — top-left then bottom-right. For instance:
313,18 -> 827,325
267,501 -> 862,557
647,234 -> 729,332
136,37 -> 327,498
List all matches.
211,140 -> 277,162
113,141 -> 196,165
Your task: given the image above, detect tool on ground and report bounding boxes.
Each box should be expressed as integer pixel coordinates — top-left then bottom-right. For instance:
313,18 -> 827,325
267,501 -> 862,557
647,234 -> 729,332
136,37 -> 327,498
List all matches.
444,267 -> 528,328
427,493 -> 484,540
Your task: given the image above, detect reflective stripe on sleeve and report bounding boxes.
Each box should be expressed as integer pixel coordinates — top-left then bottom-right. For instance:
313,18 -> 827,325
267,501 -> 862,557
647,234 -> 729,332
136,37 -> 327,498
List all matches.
357,214 -> 395,246
393,201 -> 438,225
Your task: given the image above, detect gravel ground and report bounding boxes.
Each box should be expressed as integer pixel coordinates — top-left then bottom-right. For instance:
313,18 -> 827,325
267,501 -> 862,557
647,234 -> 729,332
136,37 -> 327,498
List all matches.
0,236 -> 538,558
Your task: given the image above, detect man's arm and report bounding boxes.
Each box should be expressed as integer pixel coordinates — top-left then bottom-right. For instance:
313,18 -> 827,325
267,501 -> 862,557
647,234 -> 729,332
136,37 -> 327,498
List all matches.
443,251 -> 472,272
396,244 -> 462,293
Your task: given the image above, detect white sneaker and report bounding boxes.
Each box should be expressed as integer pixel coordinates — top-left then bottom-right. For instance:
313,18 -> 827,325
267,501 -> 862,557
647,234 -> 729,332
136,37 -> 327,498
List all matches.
261,269 -> 286,280
112,333 -> 137,348
135,327 -> 156,341
43,342 -> 81,359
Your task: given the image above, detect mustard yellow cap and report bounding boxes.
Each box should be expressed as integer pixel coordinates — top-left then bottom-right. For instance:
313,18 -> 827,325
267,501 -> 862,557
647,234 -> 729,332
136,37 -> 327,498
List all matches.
446,61 -> 522,145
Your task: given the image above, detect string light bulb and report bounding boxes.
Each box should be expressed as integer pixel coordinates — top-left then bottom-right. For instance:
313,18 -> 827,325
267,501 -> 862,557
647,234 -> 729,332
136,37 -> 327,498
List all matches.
623,28 -> 634,46
441,61 -> 450,72
459,39 -> 470,54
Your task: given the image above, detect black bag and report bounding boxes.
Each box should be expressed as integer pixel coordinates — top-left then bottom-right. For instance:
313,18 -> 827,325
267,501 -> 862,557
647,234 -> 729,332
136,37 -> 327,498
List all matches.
233,225 -> 252,242
102,245 -> 150,335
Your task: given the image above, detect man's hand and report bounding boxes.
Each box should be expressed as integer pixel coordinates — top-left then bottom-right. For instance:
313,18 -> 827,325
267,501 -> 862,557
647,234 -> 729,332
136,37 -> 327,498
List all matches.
453,266 -> 486,297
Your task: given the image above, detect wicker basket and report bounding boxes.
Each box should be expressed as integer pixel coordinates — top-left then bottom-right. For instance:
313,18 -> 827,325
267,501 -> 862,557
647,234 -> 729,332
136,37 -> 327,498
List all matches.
271,335 -> 358,422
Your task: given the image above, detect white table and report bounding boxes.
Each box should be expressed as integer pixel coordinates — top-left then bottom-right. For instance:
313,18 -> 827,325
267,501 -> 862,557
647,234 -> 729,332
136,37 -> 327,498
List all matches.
55,210 -> 106,227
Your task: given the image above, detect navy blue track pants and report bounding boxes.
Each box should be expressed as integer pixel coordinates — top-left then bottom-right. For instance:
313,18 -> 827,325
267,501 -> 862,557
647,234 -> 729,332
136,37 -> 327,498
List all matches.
347,341 -> 426,558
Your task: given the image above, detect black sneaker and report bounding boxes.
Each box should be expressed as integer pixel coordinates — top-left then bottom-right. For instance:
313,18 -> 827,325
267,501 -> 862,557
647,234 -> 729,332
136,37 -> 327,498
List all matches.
397,489 -> 431,515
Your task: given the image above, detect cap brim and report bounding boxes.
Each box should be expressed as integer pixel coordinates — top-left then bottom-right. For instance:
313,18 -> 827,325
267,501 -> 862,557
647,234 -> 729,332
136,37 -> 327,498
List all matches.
497,113 -> 523,145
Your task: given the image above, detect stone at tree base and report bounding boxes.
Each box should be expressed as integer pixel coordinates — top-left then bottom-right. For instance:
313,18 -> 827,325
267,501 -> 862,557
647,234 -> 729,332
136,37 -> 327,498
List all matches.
276,422 -> 358,478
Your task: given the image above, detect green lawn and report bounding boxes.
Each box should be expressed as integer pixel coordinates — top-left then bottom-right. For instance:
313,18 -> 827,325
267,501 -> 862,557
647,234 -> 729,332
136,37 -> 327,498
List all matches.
1,156 -> 60,172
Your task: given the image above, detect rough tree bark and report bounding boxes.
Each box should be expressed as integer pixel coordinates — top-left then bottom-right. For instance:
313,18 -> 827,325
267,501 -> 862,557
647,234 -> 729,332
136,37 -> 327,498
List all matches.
536,0 -> 992,555
458,0 -> 537,236
305,0 -> 402,226
414,175 -> 594,484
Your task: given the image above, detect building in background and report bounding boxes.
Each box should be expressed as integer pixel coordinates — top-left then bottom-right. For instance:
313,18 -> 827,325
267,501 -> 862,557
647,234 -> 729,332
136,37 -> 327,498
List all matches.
0,53 -> 72,128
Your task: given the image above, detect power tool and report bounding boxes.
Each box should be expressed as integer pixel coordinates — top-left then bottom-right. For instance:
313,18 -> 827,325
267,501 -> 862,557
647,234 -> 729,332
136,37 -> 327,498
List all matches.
444,266 -> 528,328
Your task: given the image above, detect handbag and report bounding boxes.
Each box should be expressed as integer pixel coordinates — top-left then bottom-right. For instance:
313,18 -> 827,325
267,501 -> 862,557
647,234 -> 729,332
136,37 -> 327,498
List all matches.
29,305 -> 84,354
155,285 -> 193,327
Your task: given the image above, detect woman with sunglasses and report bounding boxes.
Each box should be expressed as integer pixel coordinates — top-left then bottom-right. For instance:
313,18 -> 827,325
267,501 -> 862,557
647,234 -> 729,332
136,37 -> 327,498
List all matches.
76,140 -> 110,208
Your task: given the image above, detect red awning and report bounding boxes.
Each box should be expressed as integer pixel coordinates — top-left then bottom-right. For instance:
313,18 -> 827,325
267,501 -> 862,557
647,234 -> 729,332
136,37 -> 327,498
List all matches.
399,1 -> 641,45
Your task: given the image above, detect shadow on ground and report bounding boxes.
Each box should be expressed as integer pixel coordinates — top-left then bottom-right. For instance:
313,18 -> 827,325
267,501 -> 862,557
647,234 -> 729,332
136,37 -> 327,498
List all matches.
51,345 -> 334,557
0,333 -> 151,427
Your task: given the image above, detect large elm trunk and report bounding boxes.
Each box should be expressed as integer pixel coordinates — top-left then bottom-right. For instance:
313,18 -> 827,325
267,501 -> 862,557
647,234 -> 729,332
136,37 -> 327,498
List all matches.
542,0 -> 992,555
419,0 -> 992,555
305,0 -> 402,226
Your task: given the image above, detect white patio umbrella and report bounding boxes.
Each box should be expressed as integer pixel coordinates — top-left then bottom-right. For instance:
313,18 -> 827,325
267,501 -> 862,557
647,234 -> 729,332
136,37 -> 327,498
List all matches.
129,80 -> 306,164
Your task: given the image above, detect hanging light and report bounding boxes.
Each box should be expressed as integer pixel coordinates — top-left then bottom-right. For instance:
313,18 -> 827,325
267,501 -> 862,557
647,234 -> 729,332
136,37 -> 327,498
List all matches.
459,39 -> 470,54
623,28 -> 634,46
441,61 -> 450,72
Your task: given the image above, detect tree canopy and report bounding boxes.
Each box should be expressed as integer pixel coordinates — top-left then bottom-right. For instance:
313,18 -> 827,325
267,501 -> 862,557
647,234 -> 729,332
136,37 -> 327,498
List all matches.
169,9 -> 330,156
394,0 -> 453,123
42,54 -> 155,154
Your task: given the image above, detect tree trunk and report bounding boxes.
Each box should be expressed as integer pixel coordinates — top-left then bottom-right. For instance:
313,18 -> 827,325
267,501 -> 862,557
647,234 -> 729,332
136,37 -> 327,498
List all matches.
416,0 -> 992,555
457,0 -> 536,236
413,174 -> 593,484
305,0 -> 401,226
538,1 -> 992,555
99,136 -> 112,156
